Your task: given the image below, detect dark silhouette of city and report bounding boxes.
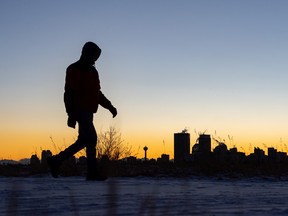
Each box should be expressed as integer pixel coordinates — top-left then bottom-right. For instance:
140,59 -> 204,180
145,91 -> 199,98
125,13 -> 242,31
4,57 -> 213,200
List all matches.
2,130 -> 288,178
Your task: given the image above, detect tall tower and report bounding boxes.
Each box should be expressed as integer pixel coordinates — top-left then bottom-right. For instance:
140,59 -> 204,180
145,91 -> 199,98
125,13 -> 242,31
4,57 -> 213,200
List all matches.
174,130 -> 190,164
143,146 -> 148,161
198,134 -> 211,154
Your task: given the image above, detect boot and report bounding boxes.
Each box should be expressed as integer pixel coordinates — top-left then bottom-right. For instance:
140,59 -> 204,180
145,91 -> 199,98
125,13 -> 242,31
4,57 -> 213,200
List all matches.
86,159 -> 108,181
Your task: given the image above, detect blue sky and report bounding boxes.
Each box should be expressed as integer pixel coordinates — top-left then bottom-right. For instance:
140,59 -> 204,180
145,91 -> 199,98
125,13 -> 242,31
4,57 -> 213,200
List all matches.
1,1 -> 288,159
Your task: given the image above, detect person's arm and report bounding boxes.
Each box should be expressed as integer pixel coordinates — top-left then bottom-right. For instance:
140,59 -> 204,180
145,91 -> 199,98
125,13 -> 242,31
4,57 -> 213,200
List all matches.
64,66 -> 78,128
99,91 -> 117,118
64,91 -> 74,114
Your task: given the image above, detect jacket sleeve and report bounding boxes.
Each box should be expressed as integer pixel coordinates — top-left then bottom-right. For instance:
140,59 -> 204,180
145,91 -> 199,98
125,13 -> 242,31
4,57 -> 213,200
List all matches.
99,91 -> 113,110
64,91 -> 74,114
64,66 -> 78,114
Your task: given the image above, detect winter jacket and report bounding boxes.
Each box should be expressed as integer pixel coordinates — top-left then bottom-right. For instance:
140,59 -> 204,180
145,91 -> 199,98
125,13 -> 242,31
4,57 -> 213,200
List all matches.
64,60 -> 113,114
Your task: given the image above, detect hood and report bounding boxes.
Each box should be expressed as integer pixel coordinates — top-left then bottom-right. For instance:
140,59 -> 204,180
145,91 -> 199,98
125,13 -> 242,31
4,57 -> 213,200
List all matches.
80,41 -> 102,65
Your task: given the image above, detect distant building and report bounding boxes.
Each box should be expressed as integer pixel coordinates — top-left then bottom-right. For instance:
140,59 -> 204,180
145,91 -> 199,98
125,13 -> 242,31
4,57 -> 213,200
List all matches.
268,148 -> 287,162
229,147 -> 238,153
253,147 -> 265,161
161,154 -> 170,162
268,147 -> 277,160
41,150 -> 52,166
191,134 -> 212,161
214,143 -> 228,155
30,154 -> 40,166
126,156 -> 137,164
174,131 -> 190,164
213,142 -> 228,162
229,148 -> 246,162
198,134 -> 211,154
254,147 -> 265,156
157,154 -> 170,163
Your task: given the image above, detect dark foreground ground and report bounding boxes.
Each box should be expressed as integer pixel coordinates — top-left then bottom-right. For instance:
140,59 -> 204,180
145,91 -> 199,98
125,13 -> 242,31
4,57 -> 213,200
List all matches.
3,158 -> 288,179
1,176 -> 288,216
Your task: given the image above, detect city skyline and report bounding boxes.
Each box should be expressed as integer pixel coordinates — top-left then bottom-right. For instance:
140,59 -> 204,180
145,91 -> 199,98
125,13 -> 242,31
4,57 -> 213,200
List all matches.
1,1 -> 288,160
1,130 -> 287,163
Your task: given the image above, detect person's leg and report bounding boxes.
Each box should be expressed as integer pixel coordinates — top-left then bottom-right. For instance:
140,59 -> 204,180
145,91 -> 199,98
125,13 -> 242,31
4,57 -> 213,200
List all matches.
84,115 -> 107,180
47,112 -> 94,178
79,113 -> 97,177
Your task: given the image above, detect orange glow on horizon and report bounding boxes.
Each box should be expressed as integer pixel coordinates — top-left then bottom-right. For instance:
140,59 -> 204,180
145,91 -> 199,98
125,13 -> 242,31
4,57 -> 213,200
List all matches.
1,127 -> 288,161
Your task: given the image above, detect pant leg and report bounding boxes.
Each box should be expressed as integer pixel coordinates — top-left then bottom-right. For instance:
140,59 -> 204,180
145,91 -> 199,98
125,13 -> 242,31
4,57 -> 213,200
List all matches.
57,112 -> 97,164
79,113 -> 97,174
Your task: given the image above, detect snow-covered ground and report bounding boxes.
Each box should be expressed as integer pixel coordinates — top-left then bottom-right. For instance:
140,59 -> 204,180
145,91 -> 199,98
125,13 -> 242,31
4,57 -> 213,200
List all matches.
1,176 -> 288,215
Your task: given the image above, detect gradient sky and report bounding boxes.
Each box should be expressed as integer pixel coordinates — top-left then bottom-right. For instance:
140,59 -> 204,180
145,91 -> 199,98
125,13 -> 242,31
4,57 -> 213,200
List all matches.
1,1 -> 288,160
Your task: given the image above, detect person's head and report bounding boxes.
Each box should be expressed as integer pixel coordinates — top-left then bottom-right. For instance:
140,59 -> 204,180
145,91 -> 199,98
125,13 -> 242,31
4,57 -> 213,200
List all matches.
80,41 -> 101,65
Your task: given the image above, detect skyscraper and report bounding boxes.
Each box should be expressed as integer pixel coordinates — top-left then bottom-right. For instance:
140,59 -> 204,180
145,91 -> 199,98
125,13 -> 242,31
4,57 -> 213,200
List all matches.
174,131 -> 190,164
198,134 -> 211,155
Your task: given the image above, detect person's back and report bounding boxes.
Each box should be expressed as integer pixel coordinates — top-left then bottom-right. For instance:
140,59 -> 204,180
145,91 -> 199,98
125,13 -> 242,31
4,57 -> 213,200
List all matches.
65,60 -> 101,114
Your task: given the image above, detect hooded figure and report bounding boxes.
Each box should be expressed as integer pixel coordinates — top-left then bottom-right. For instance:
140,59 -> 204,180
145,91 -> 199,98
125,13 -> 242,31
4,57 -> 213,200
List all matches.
47,42 -> 117,180
64,42 -> 114,117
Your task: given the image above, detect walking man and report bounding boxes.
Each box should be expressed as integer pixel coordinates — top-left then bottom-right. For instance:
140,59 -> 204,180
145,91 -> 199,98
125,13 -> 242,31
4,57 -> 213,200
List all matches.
47,41 -> 117,180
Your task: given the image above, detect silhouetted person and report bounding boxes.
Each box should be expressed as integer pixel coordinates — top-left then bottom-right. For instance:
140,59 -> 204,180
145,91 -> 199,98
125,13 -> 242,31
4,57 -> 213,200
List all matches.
47,42 -> 117,180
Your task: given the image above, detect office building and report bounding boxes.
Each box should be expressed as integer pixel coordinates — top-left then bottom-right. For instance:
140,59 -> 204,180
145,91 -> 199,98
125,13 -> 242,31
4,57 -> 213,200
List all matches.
198,134 -> 211,154
174,131 -> 190,163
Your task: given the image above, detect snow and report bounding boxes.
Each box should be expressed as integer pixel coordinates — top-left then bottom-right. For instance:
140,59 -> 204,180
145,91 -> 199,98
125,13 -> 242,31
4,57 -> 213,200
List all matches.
1,176 -> 288,215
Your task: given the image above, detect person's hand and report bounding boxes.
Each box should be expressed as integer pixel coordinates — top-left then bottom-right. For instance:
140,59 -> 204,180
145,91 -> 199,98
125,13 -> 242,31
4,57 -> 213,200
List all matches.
67,113 -> 76,128
109,106 -> 117,118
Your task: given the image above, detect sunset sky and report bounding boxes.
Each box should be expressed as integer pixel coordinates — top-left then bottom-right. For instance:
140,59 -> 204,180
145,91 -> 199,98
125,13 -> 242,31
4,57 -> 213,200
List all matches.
1,1 -> 288,160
